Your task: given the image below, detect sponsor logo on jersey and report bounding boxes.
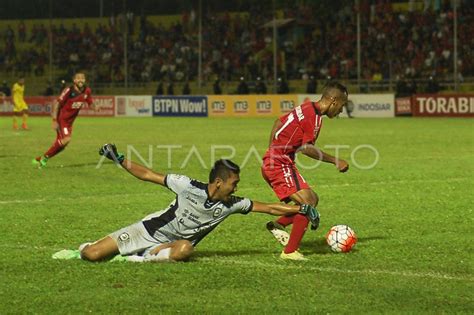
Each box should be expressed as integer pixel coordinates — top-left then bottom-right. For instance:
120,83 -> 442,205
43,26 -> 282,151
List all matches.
213,207 -> 223,218
118,232 -> 130,243
71,101 -> 87,109
295,105 -> 305,121
186,194 -> 198,205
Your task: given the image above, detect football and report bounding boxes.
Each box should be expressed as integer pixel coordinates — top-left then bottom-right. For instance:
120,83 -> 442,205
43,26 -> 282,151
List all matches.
326,225 -> 357,253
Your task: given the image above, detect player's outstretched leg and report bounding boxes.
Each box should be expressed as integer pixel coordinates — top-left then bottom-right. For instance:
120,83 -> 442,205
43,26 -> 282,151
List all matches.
145,240 -> 194,262
33,137 -> 70,168
266,221 -> 290,246
80,237 -> 120,262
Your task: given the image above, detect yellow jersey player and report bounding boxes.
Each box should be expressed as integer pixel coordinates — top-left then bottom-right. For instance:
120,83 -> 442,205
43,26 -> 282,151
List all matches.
12,77 -> 29,130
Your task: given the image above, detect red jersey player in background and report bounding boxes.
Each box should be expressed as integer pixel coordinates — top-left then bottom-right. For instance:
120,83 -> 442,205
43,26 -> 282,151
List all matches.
262,81 -> 350,260
33,72 -> 95,168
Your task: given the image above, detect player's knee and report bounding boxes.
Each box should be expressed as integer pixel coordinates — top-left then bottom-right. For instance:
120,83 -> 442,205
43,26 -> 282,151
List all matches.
80,245 -> 103,262
312,191 -> 319,207
170,240 -> 194,261
61,137 -> 71,146
301,191 -> 319,207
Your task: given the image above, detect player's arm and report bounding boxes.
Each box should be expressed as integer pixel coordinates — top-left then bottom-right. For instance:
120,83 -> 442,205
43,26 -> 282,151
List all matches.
120,158 -> 166,185
298,144 -> 349,172
99,143 -> 166,185
268,118 -> 283,147
50,99 -> 61,129
251,201 -> 320,229
251,201 -> 300,216
86,90 -> 99,112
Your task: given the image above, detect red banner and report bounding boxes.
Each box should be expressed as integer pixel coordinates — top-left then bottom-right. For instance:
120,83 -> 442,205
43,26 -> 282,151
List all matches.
395,97 -> 412,116
0,96 -> 115,117
412,94 -> 474,117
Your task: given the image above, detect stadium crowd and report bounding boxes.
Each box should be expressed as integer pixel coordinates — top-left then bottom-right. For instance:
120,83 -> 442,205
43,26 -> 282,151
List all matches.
0,1 -> 472,87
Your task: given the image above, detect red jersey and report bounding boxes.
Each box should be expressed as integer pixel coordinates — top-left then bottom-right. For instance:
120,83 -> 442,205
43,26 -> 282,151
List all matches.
264,101 -> 323,162
56,86 -> 93,125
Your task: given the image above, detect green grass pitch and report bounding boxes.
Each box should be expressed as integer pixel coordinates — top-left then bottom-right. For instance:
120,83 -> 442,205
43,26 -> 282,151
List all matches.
0,116 -> 473,313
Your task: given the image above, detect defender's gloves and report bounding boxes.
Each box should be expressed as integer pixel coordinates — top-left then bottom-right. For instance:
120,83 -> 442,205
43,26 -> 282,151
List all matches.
299,204 -> 320,230
99,143 -> 125,164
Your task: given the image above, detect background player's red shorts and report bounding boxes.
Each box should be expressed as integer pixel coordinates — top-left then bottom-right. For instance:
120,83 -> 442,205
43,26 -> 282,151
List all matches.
261,156 -> 310,202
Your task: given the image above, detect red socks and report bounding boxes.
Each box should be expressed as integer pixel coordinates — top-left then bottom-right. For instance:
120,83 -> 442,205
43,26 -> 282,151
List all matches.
44,139 -> 65,158
276,215 -> 295,227
283,214 -> 309,254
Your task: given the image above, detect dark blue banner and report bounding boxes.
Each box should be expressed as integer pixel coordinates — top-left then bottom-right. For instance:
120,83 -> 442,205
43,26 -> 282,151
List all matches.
152,96 -> 208,117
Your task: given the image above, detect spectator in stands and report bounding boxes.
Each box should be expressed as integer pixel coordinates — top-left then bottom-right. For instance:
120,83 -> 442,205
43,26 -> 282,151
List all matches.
156,81 -> 164,95
213,79 -> 222,95
255,77 -> 267,94
395,75 -> 409,98
237,77 -> 249,95
0,81 -> 11,97
43,81 -> 54,96
306,76 -> 317,94
167,81 -> 175,95
182,81 -> 191,95
406,76 -> 417,96
425,76 -> 440,94
1,2 -> 472,91
18,21 -> 26,42
277,77 -> 290,94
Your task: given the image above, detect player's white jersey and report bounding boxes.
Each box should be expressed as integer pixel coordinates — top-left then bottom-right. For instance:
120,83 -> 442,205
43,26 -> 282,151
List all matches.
141,174 -> 253,246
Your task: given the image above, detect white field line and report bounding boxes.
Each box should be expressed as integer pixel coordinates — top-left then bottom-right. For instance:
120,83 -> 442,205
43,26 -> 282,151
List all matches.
0,192 -> 158,205
0,177 -> 469,205
0,243 -> 471,282
198,257 -> 473,282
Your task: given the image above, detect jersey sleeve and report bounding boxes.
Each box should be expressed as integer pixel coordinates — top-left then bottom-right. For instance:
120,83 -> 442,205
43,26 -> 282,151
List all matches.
228,196 -> 253,214
164,174 -> 191,194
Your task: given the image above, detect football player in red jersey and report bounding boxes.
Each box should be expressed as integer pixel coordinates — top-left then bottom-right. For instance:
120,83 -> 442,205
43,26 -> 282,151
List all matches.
33,72 -> 95,167
262,81 -> 350,260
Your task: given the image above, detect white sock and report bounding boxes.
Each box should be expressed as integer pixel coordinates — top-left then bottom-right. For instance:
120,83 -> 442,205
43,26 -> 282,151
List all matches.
126,255 -> 145,263
144,248 -> 172,262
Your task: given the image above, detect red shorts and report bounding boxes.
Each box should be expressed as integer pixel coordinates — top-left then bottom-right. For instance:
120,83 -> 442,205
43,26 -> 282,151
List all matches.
261,156 -> 310,202
57,121 -> 73,140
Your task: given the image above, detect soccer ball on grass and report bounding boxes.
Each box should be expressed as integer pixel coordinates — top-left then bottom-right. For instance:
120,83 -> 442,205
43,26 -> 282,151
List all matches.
326,225 -> 357,253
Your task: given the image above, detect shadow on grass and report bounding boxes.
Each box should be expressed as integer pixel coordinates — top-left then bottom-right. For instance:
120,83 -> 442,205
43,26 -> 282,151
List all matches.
194,249 -> 268,258
0,155 -> 26,158
49,162 -> 100,168
301,235 -> 387,254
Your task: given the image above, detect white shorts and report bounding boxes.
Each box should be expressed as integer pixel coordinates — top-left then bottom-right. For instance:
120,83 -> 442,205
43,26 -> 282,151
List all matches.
109,222 -> 168,256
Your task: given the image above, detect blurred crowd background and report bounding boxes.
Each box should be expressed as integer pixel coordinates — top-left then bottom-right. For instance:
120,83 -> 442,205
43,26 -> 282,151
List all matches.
0,0 -> 472,96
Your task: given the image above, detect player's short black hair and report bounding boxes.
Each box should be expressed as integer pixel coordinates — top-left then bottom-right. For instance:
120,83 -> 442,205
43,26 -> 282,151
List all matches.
209,159 -> 240,183
322,81 -> 348,99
